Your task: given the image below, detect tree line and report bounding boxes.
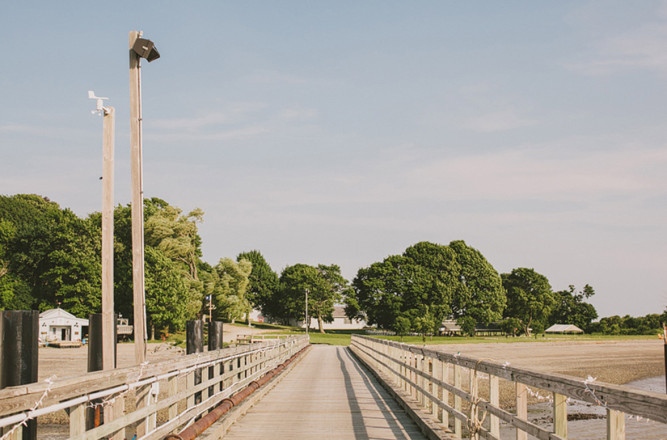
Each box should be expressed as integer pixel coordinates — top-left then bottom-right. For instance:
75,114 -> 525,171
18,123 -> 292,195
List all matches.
1,194 -> 664,337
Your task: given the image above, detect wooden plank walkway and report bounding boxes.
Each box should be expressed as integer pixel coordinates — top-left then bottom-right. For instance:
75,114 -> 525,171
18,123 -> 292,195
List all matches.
223,345 -> 428,439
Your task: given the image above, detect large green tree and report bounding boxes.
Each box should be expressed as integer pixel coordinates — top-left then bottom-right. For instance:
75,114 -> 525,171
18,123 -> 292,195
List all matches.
352,253 -> 446,333
236,250 -> 278,320
6,199 -> 101,316
448,240 -> 506,326
113,198 -> 205,330
351,240 -> 505,333
502,268 -> 555,336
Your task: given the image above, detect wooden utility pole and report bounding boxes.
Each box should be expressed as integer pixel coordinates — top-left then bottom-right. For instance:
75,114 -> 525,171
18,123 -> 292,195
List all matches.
101,106 -> 115,370
129,30 -> 146,365
663,322 -> 666,394
305,289 -> 309,336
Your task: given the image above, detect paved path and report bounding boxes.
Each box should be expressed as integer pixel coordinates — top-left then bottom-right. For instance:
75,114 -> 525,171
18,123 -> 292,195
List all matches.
223,345 -> 428,440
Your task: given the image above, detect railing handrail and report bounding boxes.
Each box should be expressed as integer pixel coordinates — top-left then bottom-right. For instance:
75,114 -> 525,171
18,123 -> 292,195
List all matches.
0,337 -> 298,417
0,334 -> 309,440
351,334 -> 667,440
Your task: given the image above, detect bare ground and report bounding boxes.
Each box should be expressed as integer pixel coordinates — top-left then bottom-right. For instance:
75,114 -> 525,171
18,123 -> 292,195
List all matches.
430,338 -> 665,385
38,324 -> 277,381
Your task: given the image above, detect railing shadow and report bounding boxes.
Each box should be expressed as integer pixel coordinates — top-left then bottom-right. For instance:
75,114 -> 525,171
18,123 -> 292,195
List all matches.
337,347 -> 413,440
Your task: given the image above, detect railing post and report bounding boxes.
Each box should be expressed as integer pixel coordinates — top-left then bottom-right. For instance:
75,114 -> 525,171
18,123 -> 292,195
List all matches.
607,409 -> 625,440
168,374 -> 179,424
516,383 -> 528,440
421,355 -> 428,408
490,375 -> 500,438
432,357 -> 441,420
442,360 -> 449,427
69,403 -> 86,437
553,392 -> 567,438
454,363 -> 462,438
135,383 -> 151,437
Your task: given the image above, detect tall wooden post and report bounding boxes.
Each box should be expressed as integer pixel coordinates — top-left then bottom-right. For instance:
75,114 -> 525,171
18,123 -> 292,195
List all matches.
129,30 -> 146,365
2,311 -> 38,440
101,106 -> 115,370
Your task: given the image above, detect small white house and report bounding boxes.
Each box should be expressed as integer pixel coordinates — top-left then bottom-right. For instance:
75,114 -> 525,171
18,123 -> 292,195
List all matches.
39,308 -> 88,342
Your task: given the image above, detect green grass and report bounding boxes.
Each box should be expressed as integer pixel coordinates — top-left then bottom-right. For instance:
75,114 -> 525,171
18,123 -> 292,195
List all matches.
145,325 -> 662,349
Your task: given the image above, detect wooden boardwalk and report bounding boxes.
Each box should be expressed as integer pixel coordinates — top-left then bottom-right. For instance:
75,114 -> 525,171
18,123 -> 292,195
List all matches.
223,345 -> 428,440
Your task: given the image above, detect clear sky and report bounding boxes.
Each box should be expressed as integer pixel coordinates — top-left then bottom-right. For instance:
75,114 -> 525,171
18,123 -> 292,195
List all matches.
2,1 -> 666,318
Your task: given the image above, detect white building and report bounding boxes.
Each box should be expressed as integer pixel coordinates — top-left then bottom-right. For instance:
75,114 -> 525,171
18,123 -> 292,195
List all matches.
39,308 -> 88,342
299,306 -> 367,330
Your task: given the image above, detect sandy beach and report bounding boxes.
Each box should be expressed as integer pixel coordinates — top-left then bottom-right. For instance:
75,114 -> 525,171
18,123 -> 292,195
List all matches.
430,338 -> 665,386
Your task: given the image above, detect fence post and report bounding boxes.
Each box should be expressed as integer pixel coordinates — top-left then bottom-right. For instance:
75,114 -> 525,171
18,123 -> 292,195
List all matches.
490,375 -> 500,438
432,358 -> 441,420
553,392 -> 567,438
453,363 -> 462,438
442,360 -> 449,427
516,383 -> 528,440
2,311 -> 39,440
607,409 -> 625,440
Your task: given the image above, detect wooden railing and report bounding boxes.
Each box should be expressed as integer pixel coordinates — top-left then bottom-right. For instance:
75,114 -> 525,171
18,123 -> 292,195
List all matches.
0,335 -> 308,440
351,335 -> 667,440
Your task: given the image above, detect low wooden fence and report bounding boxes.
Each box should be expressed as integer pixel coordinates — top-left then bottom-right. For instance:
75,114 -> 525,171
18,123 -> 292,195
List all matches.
0,335 -> 308,440
351,335 -> 667,440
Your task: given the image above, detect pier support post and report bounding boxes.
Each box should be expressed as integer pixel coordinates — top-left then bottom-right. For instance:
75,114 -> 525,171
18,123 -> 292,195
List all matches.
187,320 -> 204,406
1,311 -> 38,440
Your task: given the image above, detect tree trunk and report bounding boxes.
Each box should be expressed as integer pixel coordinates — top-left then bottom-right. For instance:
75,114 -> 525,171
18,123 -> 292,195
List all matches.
318,315 -> 325,333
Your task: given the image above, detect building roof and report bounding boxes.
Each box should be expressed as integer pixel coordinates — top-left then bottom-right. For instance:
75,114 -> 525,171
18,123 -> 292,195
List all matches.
39,308 -> 89,325
440,320 -> 462,332
545,324 -> 583,333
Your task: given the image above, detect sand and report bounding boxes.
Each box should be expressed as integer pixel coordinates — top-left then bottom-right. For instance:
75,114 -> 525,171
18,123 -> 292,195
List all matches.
430,338 -> 665,386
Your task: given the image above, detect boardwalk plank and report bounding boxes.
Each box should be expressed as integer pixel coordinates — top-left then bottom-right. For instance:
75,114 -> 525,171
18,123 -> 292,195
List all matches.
223,345 -> 428,440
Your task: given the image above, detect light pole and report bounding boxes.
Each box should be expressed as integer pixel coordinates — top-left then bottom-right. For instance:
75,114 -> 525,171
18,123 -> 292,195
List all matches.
305,289 -> 309,336
129,31 -> 160,365
89,91 -> 115,371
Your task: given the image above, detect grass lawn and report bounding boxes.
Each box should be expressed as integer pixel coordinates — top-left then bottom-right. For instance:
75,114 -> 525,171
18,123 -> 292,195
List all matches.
149,323 -> 661,348
270,330 -> 660,346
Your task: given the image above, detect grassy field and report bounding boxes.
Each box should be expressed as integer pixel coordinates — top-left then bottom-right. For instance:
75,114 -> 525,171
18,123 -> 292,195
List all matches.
153,323 -> 661,348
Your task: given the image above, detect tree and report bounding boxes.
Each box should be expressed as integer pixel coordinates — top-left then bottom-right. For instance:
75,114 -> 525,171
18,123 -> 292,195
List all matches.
549,284 -> 598,332
8,205 -> 101,316
352,240 -> 505,331
394,316 -> 411,342
353,254 -> 443,330
448,240 -> 506,325
274,264 -> 347,333
236,250 -> 278,322
144,246 -> 189,333
212,258 -> 252,323
502,268 -> 555,336
113,199 -> 205,329
499,317 -> 522,336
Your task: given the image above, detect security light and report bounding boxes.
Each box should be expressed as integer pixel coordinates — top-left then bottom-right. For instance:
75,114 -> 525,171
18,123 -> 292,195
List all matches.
132,37 -> 160,62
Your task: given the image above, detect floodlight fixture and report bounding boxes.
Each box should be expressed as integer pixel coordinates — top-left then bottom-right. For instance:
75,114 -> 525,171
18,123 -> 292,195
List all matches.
132,37 -> 160,62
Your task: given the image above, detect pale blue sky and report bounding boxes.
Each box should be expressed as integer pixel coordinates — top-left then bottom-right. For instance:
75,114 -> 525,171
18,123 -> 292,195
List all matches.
2,1 -> 666,317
